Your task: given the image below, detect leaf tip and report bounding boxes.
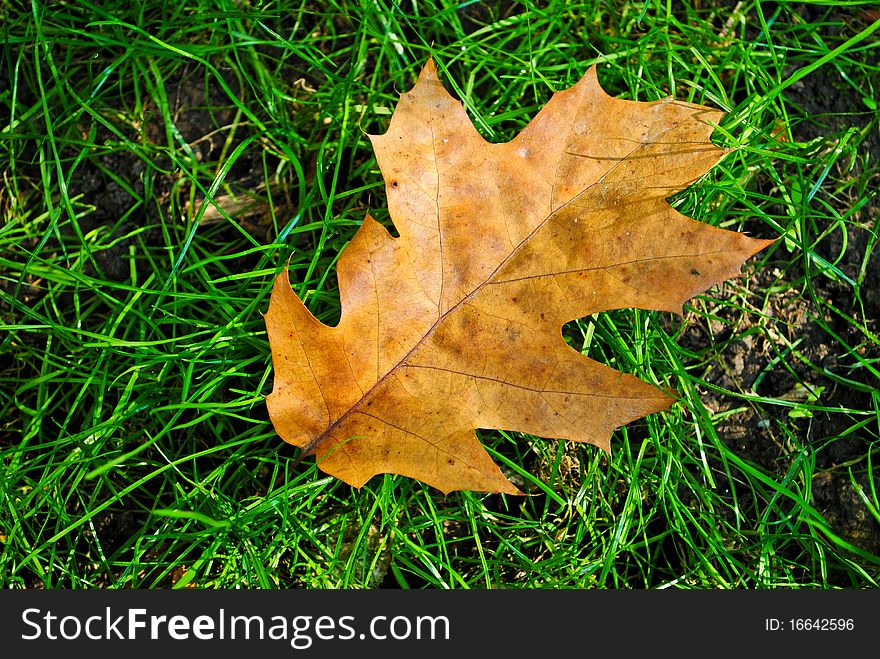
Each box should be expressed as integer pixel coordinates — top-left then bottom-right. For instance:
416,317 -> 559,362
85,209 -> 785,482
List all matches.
269,264 -> 290,295
729,233 -> 778,277
749,236 -> 779,256
578,62 -> 602,93
500,482 -> 527,496
660,385 -> 680,405
420,56 -> 439,81
467,482 -> 526,497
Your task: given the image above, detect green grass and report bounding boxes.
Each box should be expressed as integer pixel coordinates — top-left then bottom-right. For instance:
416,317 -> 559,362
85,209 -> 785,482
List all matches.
2,0 -> 879,589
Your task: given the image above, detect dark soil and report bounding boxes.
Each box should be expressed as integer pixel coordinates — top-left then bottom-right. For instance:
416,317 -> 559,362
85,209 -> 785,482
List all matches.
678,5 -> 880,556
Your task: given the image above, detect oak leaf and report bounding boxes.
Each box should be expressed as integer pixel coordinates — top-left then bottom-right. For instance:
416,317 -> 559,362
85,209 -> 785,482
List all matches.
265,59 -> 773,494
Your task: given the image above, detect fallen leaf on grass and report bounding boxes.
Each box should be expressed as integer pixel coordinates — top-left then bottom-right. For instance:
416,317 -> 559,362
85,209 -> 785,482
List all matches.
264,59 -> 774,494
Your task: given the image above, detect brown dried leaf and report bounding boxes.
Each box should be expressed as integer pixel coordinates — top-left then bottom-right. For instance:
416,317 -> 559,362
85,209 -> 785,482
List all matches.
265,59 -> 773,494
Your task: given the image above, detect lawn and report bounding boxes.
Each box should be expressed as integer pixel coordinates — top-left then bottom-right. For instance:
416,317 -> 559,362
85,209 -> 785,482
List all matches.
1,0 -> 879,589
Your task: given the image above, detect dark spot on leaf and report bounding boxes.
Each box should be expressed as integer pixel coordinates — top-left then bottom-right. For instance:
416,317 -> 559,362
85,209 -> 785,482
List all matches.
691,268 -> 701,276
